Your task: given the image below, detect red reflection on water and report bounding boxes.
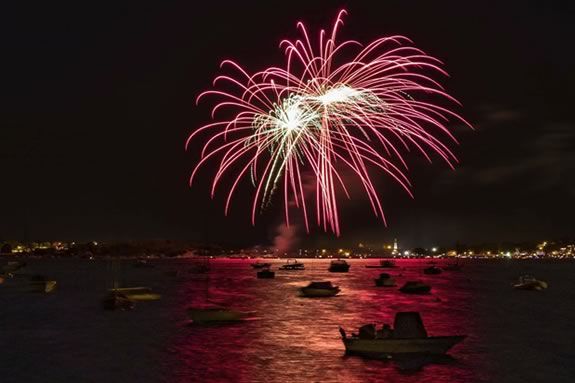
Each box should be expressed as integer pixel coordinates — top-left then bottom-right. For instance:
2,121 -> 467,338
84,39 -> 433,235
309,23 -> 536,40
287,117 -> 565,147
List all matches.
166,259 -> 483,383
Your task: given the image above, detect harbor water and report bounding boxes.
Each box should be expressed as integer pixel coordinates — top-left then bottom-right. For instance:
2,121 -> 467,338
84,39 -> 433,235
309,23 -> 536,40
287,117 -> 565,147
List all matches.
1,258 -> 574,382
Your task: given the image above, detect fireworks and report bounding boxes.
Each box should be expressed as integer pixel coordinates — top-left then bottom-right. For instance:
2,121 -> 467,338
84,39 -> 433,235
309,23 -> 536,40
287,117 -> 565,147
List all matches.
187,10 -> 470,235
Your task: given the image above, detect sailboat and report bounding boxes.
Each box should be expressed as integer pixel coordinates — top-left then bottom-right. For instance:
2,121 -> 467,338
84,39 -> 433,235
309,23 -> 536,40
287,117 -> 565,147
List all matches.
187,257 -> 248,324
102,259 -> 161,310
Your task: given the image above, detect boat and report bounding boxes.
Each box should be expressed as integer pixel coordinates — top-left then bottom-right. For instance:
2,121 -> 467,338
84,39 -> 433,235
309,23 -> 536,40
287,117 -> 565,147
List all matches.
443,263 -> 463,271
339,312 -> 465,358
257,269 -> 275,279
102,291 -> 134,311
399,281 -> 431,294
27,275 -> 57,293
374,273 -> 396,287
251,262 -> 272,269
187,305 -> 245,324
329,259 -> 350,273
423,266 -> 442,275
300,281 -> 340,297
513,275 -> 548,291
279,259 -> 305,270
109,287 -> 161,301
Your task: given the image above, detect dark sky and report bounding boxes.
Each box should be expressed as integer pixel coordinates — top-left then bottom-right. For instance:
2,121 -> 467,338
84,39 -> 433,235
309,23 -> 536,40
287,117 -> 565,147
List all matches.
2,1 -> 574,248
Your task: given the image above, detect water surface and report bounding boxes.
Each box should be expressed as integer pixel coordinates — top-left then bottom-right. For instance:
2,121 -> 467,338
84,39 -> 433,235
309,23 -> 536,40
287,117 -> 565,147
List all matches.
1,258 -> 573,382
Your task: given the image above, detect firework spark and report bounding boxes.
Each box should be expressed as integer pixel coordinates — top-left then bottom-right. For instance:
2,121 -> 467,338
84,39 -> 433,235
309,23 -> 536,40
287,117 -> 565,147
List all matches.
187,10 -> 470,236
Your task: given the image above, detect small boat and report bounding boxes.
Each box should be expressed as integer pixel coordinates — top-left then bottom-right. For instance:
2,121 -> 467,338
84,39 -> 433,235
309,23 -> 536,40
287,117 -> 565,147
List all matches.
251,262 -> 272,269
279,259 -> 305,270
187,305 -> 245,324
443,263 -> 463,271
329,259 -> 350,273
374,273 -> 396,287
339,312 -> 465,358
423,266 -> 442,275
102,291 -> 134,311
28,275 -> 57,293
513,275 -> 548,291
399,281 -> 431,294
257,269 -> 275,279
109,287 -> 161,301
300,281 -> 340,297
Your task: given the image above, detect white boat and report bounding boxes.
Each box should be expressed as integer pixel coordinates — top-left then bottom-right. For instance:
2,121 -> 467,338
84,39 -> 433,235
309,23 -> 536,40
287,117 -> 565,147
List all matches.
300,281 -> 340,297
279,259 -> 305,270
340,312 -> 465,358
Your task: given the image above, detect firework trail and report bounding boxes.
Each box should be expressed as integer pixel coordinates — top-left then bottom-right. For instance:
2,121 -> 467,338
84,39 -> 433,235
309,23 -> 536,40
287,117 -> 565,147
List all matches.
187,10 -> 470,236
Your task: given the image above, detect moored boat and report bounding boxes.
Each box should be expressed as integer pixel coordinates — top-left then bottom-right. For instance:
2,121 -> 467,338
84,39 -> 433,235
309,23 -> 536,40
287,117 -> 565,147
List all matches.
328,259 -> 350,273
399,281 -> 431,294
251,262 -> 272,269
339,312 -> 465,358
187,305 -> 245,323
374,273 -> 396,287
513,275 -> 548,290
109,287 -> 161,301
279,259 -> 305,270
300,281 -> 340,297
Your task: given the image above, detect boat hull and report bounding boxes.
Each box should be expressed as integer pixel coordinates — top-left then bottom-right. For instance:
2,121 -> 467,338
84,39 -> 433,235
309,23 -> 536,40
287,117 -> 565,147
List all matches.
110,288 -> 161,301
188,308 -> 244,323
513,281 -> 548,290
343,336 -> 465,357
300,287 -> 340,297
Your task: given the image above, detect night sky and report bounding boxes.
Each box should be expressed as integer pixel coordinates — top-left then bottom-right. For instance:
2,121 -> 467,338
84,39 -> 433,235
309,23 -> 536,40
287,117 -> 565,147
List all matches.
2,1 -> 574,248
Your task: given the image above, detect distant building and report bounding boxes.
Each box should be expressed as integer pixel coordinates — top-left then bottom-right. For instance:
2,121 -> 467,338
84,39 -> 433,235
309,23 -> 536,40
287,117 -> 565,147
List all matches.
391,238 -> 399,256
